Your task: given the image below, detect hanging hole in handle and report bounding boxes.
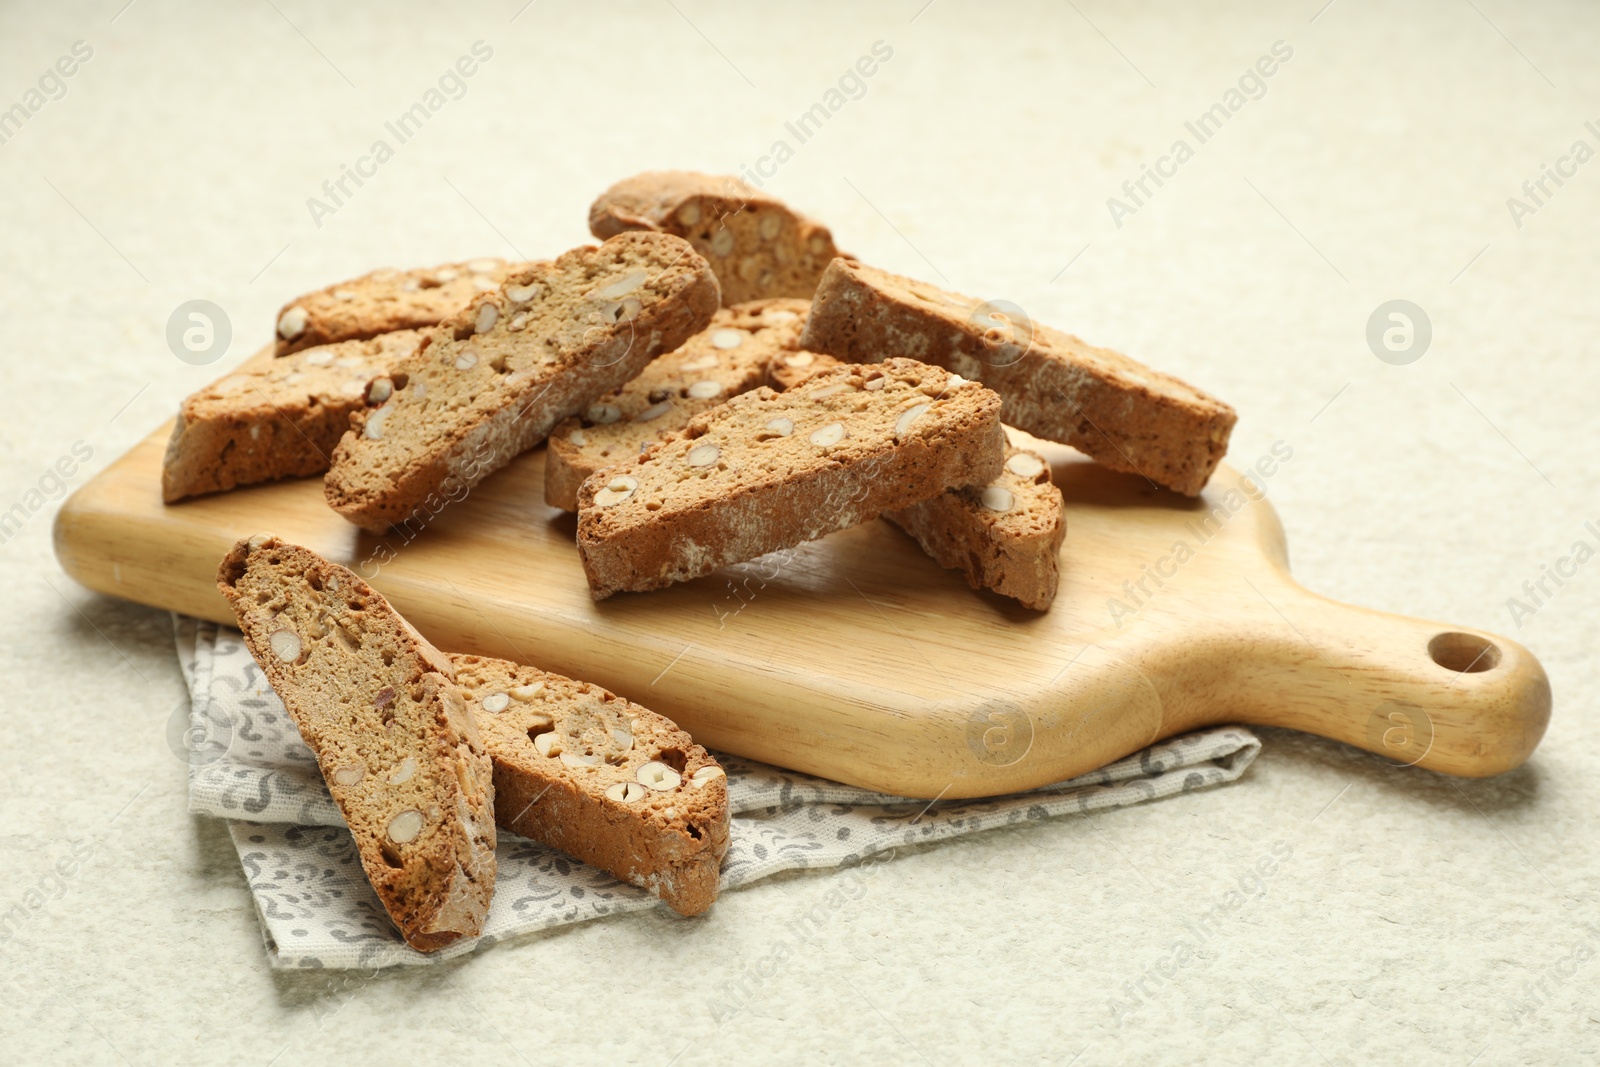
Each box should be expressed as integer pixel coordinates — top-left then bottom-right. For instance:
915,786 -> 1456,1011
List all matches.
1429,632 -> 1501,673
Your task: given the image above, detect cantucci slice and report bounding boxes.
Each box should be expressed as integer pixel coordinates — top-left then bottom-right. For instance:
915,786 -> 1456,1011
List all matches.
324,232 -> 720,532
589,171 -> 845,305
576,358 -> 1007,599
275,257 -> 534,356
452,654 -> 730,917
800,258 -> 1236,496
216,536 -> 495,952
163,331 -> 423,502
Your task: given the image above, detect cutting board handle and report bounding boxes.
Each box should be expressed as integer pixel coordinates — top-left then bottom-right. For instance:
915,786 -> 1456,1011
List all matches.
1172,584 -> 1552,776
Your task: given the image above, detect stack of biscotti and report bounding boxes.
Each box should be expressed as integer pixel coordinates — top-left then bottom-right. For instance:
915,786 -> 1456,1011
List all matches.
800,258 -> 1236,496
576,358 -> 1007,599
590,171 -> 845,305
218,537 -> 732,944
163,331 -> 424,502
218,535 -> 498,951
452,654 -> 729,916
275,257 -> 533,355
543,298 -> 809,511
324,232 -> 720,531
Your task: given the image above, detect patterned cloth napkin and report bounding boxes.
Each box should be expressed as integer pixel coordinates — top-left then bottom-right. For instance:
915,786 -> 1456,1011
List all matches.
174,616 -> 1261,970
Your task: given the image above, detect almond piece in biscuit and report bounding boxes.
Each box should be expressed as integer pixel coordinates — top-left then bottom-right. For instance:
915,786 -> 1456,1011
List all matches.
764,348 -> 844,392
799,258 -> 1236,496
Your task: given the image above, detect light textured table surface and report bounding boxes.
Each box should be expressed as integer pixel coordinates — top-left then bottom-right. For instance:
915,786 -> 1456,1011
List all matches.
4,1 -> 1597,1063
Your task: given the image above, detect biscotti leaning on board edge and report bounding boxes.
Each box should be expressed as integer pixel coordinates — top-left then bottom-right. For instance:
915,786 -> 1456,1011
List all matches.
884,444 -> 1065,610
576,358 -> 1007,599
588,171 -> 845,306
799,258 -> 1236,496
216,535 -> 496,952
324,232 -> 721,532
451,654 -> 730,916
544,298 -> 809,511
274,257 -> 533,356
162,331 -> 424,503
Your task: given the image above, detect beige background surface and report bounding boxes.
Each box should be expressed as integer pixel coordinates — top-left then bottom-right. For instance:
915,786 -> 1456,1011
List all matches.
2,1 -> 1597,1063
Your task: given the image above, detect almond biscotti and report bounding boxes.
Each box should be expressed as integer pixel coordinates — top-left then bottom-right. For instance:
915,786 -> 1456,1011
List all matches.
451,654 -> 730,916
589,171 -> 843,306
217,536 -> 496,952
576,358 -> 1007,599
544,298 -> 809,511
324,233 -> 720,532
275,258 -> 531,356
799,259 -> 1236,496
885,445 -> 1065,610
162,331 -> 424,503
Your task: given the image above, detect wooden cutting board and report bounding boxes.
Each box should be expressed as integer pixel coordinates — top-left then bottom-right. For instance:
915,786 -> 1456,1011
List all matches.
54,348 -> 1550,797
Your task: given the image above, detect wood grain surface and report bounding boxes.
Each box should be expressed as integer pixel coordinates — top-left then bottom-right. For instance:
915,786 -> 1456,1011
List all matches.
54,347 -> 1551,797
